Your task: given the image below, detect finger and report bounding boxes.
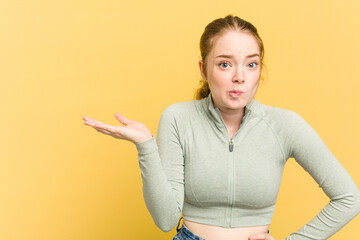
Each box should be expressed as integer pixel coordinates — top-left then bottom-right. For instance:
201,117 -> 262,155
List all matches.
266,234 -> 274,240
115,113 -> 130,125
93,122 -> 117,132
87,119 -> 104,125
83,116 -> 105,126
83,116 -> 98,122
95,128 -> 112,135
249,233 -> 267,240
84,120 -> 98,127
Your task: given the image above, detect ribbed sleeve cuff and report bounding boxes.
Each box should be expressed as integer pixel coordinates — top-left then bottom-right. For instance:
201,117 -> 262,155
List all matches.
135,135 -> 158,155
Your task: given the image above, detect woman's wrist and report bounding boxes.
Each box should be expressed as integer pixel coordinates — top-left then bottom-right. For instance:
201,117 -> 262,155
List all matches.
134,133 -> 153,143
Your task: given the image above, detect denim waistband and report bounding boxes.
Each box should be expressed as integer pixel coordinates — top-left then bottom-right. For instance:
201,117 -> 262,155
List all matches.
176,217 -> 206,240
175,217 -> 269,240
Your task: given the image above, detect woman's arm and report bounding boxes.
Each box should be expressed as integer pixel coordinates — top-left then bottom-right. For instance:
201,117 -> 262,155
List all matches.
135,105 -> 184,231
83,107 -> 184,232
284,111 -> 360,240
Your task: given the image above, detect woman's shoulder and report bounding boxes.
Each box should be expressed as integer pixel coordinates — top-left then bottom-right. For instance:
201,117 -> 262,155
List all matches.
255,101 -> 312,150
160,99 -> 203,119
255,100 -> 304,126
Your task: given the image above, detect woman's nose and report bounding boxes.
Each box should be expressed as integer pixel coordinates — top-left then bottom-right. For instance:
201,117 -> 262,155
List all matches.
232,65 -> 245,83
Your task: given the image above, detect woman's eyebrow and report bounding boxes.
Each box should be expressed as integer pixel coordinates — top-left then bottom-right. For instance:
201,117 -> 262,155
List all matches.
215,53 -> 260,59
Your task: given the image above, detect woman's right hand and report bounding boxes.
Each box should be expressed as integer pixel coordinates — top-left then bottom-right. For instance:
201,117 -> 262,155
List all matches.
82,113 -> 152,143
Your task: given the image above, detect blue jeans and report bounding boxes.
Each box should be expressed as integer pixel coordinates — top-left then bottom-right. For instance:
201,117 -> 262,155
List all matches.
172,217 -> 206,240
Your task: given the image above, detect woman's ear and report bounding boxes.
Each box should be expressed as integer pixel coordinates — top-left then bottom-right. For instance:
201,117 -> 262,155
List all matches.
198,60 -> 206,80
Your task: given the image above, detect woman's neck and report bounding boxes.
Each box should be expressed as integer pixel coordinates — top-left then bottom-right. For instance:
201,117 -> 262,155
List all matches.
217,107 -> 245,139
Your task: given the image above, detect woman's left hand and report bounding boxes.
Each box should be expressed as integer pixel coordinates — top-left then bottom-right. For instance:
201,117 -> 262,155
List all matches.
248,232 -> 276,240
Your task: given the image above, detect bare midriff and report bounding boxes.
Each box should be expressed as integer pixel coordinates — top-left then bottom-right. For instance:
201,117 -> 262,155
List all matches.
183,219 -> 270,240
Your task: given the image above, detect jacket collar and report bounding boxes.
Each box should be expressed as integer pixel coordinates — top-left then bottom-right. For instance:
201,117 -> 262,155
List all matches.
201,92 -> 257,129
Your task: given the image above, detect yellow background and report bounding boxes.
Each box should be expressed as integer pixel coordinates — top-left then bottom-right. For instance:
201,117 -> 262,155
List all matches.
1,0 -> 360,239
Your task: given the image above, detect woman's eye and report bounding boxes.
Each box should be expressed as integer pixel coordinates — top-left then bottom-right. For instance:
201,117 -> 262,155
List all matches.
248,62 -> 258,68
219,62 -> 230,68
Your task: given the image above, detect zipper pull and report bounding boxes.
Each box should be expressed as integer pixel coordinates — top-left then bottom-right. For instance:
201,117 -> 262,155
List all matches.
229,139 -> 234,152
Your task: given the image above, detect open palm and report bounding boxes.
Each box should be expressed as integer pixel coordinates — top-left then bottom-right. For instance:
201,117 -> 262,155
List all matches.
82,113 -> 152,143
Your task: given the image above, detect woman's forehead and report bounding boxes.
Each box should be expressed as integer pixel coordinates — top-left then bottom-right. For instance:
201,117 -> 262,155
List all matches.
210,30 -> 260,57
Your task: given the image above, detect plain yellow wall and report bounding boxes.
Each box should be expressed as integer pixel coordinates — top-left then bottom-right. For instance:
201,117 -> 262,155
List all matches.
1,0 -> 360,239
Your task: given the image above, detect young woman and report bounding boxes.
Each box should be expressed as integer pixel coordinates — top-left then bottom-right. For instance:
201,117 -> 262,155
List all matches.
82,15 -> 360,240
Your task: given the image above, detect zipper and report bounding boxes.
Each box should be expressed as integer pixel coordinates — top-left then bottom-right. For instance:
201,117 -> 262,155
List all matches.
225,110 -> 252,227
229,138 -> 234,152
226,138 -> 235,227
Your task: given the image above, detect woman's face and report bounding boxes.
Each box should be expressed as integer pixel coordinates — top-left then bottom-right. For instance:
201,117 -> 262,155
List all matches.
199,30 -> 261,113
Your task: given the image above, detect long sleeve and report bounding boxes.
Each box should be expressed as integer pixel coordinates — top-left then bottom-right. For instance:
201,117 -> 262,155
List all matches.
134,105 -> 184,232
284,111 -> 360,240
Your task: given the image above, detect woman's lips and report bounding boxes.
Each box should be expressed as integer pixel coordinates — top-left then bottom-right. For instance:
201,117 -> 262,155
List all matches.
229,90 -> 244,97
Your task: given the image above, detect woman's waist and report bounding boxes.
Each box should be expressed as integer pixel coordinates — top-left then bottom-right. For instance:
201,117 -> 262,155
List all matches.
182,202 -> 275,227
183,219 -> 269,240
